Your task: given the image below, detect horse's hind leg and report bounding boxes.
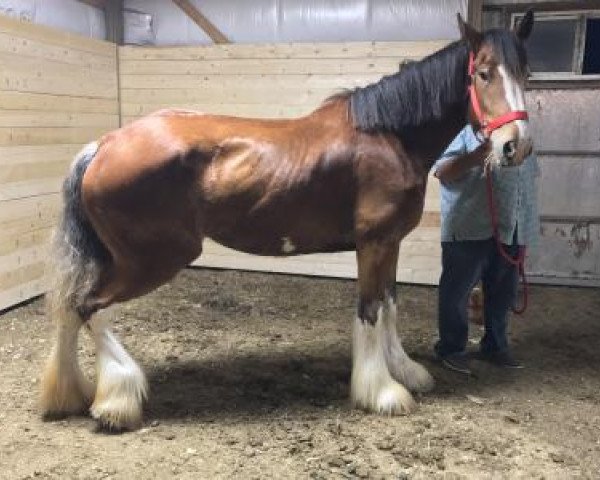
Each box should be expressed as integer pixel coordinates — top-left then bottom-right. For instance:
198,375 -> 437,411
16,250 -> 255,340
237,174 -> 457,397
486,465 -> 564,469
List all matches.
72,267 -> 150,431
87,308 -> 147,431
352,241 -> 416,414
40,290 -> 95,419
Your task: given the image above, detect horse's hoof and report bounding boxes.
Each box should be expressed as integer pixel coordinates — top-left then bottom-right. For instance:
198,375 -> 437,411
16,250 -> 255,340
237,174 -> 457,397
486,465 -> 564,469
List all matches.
40,363 -> 94,420
93,419 -> 129,435
352,376 -> 417,416
395,360 -> 435,394
375,382 -> 417,415
90,399 -> 143,432
41,411 -> 70,422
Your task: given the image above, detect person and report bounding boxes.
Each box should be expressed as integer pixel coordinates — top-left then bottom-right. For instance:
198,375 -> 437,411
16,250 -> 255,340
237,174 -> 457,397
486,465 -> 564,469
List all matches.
433,125 -> 539,375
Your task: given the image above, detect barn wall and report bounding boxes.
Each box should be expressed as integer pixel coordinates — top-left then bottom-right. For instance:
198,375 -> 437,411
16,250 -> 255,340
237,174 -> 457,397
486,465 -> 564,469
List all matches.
526,88 -> 600,286
119,40 -> 448,284
0,15 -> 118,310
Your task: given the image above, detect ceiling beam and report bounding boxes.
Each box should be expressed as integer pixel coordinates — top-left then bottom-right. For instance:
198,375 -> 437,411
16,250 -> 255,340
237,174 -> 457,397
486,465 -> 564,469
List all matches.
171,0 -> 230,44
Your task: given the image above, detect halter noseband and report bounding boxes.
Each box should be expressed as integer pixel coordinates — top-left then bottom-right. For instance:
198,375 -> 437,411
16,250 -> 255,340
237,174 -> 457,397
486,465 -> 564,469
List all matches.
468,52 -> 528,138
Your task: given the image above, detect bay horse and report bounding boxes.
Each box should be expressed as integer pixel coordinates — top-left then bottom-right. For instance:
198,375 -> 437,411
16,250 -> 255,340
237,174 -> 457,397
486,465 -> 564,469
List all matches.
41,12 -> 534,431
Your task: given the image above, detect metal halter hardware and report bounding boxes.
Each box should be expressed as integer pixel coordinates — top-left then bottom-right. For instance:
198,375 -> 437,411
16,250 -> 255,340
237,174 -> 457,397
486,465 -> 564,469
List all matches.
468,52 -> 529,138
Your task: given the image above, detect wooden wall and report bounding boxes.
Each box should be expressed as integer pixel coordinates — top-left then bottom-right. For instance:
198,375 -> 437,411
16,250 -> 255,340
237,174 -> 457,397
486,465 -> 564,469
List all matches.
119,41 -> 448,285
0,16 -> 119,310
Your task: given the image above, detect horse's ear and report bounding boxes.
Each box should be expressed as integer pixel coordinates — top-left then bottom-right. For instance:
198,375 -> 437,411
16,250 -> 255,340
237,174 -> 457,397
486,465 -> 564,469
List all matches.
514,9 -> 534,40
457,13 -> 482,52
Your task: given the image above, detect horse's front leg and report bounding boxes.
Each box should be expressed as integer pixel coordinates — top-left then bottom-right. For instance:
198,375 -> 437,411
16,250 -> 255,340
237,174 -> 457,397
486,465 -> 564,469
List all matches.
380,277 -> 435,394
352,241 -> 416,414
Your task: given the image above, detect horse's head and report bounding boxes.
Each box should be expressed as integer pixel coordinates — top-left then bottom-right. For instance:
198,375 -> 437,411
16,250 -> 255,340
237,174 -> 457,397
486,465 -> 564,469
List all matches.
458,11 -> 534,168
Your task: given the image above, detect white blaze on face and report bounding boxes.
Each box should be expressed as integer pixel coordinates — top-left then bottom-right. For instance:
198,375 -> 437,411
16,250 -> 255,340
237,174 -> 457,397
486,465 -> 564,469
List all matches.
497,64 -> 530,142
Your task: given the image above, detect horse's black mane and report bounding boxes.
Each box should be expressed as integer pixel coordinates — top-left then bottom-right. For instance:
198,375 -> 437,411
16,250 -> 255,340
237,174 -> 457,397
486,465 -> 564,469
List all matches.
344,29 -> 528,134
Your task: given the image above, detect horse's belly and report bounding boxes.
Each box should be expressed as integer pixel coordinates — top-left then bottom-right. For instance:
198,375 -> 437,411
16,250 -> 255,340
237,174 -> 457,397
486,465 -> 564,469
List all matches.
205,206 -> 355,256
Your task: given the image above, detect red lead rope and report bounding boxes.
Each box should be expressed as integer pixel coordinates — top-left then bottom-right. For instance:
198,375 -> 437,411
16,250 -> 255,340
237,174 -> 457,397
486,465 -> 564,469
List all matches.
485,171 -> 528,314
469,51 -> 529,314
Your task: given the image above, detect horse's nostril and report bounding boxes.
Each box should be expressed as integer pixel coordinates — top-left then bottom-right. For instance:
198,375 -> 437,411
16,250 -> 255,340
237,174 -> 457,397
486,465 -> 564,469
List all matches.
503,141 -> 516,158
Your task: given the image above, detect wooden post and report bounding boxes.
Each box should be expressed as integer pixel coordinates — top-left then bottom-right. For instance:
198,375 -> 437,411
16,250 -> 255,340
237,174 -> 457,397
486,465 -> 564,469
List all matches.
171,0 -> 230,44
104,0 -> 124,44
468,0 -> 483,30
75,0 -> 123,44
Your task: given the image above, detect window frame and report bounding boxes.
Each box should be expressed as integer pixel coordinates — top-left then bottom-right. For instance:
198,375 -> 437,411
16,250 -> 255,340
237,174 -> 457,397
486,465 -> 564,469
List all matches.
511,10 -> 600,85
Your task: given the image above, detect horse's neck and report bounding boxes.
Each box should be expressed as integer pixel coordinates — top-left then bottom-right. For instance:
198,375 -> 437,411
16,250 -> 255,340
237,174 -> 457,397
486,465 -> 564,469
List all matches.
399,104 -> 468,172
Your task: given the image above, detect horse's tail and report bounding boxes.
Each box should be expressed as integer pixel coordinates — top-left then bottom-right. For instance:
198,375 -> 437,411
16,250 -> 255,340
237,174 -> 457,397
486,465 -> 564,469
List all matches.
41,142 -> 109,415
48,141 -> 109,318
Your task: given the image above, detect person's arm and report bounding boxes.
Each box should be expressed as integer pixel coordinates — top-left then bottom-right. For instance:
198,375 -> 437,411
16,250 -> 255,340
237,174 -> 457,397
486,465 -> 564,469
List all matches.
434,141 -> 491,184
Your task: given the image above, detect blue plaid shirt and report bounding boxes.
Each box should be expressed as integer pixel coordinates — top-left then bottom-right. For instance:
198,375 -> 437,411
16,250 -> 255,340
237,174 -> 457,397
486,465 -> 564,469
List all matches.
433,126 -> 540,248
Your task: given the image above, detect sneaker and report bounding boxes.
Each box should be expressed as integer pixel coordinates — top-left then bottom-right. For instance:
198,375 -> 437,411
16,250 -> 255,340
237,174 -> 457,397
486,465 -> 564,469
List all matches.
476,350 -> 524,369
439,353 -> 472,375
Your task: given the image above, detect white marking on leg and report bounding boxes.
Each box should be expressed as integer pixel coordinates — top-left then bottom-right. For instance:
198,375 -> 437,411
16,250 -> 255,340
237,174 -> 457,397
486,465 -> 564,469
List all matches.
88,313 -> 147,430
351,307 -> 416,415
281,237 -> 296,253
40,307 -> 95,416
381,298 -> 435,393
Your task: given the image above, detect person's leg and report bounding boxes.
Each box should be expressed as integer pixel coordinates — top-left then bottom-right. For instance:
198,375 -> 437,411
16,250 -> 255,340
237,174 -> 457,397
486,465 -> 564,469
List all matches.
435,240 -> 488,364
480,237 -> 519,356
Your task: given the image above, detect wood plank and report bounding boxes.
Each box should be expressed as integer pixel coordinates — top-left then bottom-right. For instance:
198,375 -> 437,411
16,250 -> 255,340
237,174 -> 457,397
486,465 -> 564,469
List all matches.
120,103 -> 314,120
0,158 -> 69,184
119,57 -> 403,76
0,260 -> 46,291
0,15 -> 115,57
527,89 -> 600,153
120,86 -> 347,106
193,240 -> 441,285
119,72 -> 383,90
0,177 -> 64,201
0,276 -> 47,311
537,155 -> 600,218
0,144 -> 82,166
118,41 -> 449,61
0,31 -> 116,70
0,126 -> 110,146
0,227 -> 52,259
0,245 -> 49,274
0,53 -> 117,98
0,111 -> 119,128
0,195 -> 61,238
0,91 -> 119,114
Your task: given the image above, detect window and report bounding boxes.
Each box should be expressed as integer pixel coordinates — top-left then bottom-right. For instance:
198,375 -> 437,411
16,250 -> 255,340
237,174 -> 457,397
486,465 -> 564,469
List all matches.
512,11 -> 600,77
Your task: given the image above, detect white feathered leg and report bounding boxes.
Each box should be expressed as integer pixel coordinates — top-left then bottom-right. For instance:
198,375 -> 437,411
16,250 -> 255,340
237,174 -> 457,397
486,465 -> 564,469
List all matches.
88,314 -> 147,430
40,307 -> 95,417
382,298 -> 435,393
351,307 -> 416,415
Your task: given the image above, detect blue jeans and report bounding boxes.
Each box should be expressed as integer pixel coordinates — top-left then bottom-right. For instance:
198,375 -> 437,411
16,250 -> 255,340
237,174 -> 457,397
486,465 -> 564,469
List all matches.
434,235 -> 519,358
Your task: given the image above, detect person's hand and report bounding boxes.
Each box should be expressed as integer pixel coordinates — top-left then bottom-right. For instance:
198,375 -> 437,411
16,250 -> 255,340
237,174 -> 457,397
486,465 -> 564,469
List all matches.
473,140 -> 492,167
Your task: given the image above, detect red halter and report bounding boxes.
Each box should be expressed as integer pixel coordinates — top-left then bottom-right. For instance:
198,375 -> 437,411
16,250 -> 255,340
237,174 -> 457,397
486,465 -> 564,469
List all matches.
468,52 -> 529,138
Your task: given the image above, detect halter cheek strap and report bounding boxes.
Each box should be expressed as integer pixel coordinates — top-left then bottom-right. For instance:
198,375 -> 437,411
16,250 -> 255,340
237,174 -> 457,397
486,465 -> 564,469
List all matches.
468,52 -> 528,138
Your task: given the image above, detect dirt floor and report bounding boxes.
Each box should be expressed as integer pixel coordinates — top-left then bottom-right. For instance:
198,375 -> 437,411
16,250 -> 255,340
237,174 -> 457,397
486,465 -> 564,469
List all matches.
1,268 -> 599,479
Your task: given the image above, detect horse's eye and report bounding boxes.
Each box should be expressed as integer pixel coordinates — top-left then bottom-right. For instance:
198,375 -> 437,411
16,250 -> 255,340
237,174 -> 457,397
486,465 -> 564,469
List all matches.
478,70 -> 490,83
